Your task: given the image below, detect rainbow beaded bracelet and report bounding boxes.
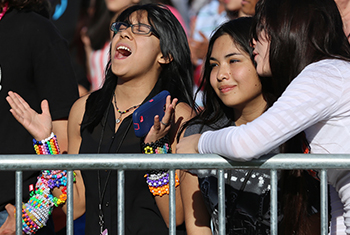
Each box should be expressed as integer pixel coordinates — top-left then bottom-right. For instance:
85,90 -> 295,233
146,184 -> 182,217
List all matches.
144,170 -> 180,196
33,132 -> 60,155
142,136 -> 180,196
22,132 -> 77,234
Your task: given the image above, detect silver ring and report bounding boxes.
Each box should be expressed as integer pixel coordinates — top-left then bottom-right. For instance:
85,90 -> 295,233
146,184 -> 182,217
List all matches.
160,120 -> 169,126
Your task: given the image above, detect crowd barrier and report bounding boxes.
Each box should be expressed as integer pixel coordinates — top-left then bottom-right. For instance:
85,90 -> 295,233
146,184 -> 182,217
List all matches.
1,153 -> 349,235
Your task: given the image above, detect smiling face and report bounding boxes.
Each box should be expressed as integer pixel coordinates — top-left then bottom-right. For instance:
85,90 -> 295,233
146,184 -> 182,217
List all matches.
209,34 -> 264,110
252,30 -> 271,77
110,11 -> 165,83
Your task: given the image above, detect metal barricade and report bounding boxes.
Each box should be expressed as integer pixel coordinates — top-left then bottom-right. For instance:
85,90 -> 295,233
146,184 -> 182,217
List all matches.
0,153 -> 348,235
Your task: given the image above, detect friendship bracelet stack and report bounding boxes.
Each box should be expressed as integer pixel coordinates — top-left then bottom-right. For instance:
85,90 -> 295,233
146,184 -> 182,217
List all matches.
142,136 -> 180,196
145,170 -> 180,196
33,132 -> 60,155
141,136 -> 171,154
22,132 -> 76,234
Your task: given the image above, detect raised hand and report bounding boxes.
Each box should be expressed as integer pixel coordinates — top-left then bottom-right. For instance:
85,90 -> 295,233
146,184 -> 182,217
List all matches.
188,31 -> 209,66
6,91 -> 53,141
144,95 -> 177,144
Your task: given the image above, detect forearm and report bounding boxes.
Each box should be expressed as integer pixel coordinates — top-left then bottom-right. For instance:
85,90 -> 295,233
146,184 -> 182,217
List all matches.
199,62 -> 342,160
52,120 -> 68,154
154,170 -> 184,227
180,171 -> 211,235
52,170 -> 85,220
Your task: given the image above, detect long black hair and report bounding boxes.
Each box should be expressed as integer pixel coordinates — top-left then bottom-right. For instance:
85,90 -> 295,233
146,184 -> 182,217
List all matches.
181,17 -> 274,133
181,16 -> 319,234
252,0 -> 350,96
83,3 -> 193,132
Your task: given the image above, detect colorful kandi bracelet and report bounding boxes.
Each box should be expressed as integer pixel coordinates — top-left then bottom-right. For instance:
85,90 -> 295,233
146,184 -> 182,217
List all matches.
142,136 -> 180,196
33,132 -> 60,155
22,133 -> 76,234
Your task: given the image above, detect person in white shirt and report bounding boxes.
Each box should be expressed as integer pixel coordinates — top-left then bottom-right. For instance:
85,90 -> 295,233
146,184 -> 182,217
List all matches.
177,0 -> 350,234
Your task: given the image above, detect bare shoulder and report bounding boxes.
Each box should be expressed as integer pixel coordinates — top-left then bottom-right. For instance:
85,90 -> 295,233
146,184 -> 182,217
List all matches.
68,94 -> 90,124
170,102 -> 196,147
67,94 -> 90,154
174,102 -> 196,122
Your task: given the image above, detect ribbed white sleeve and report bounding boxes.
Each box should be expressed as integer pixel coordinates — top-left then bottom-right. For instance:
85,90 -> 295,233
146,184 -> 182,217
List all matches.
198,59 -> 350,234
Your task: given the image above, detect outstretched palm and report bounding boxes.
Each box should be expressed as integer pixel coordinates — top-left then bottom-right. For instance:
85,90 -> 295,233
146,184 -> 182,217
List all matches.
6,91 -> 52,141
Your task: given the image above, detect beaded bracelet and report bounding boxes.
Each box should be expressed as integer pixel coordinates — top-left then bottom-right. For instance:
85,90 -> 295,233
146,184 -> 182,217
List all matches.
22,133 -> 76,234
142,136 -> 180,196
33,132 -> 60,155
144,170 -> 180,196
141,136 -> 171,154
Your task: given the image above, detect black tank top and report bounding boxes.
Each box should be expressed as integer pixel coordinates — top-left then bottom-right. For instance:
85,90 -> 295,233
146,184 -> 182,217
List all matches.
79,87 -> 186,234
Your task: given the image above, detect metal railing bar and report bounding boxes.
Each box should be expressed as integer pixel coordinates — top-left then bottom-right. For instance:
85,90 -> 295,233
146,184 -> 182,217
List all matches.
2,154 -> 350,170
117,170 -> 125,235
169,169 -> 176,235
270,169 -> 278,235
66,170 -> 74,235
8,154 -> 345,235
15,171 -> 22,235
320,169 -> 328,235
218,169 -> 225,235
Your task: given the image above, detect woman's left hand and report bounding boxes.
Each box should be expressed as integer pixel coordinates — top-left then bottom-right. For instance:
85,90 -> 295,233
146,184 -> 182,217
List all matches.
144,95 -> 177,144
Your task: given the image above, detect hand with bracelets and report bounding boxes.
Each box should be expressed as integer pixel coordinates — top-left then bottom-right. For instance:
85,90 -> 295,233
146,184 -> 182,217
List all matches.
143,95 -> 177,144
142,95 -> 180,197
6,92 -> 75,234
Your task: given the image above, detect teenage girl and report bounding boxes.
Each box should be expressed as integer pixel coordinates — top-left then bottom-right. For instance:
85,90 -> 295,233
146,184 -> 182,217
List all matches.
7,4 -> 194,234
180,17 -> 320,235
177,0 -> 350,234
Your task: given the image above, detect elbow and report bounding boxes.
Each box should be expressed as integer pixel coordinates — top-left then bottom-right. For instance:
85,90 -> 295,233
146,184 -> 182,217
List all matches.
223,150 -> 257,162
73,205 -> 86,220
164,216 -> 185,228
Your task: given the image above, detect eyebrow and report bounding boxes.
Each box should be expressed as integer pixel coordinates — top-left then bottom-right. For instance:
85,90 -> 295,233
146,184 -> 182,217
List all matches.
209,52 -> 242,61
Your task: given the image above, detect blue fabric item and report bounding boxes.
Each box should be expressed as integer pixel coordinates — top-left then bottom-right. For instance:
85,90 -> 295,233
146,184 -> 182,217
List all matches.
74,213 -> 86,234
0,209 -> 8,227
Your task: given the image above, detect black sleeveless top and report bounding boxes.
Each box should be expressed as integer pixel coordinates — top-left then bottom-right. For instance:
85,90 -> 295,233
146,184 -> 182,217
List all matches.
79,87 -> 186,234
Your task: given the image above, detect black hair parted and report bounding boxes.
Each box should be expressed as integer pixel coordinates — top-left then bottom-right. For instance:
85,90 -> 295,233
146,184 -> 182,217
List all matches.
252,0 -> 350,97
83,3 -> 194,133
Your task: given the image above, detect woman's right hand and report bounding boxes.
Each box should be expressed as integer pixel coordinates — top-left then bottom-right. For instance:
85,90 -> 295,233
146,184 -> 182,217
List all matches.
143,95 -> 177,144
6,91 -> 53,141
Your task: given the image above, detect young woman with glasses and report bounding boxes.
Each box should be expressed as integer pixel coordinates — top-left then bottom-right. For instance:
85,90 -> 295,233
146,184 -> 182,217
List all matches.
7,4 -> 194,235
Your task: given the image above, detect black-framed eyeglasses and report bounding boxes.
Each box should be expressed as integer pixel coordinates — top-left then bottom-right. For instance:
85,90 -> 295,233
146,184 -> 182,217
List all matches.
111,22 -> 159,38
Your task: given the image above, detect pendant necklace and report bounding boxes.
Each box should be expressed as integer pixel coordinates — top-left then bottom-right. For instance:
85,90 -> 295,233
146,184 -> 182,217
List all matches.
97,100 -> 133,235
113,93 -> 141,124
0,2 -> 9,21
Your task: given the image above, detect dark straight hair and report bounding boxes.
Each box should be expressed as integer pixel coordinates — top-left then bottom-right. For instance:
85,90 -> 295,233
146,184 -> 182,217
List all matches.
181,16 -> 319,234
252,0 -> 350,96
83,3 -> 193,132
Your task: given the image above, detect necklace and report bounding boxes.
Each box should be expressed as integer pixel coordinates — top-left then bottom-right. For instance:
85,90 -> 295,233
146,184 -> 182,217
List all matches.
0,2 -> 9,21
96,101 -> 133,234
113,93 -> 141,124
